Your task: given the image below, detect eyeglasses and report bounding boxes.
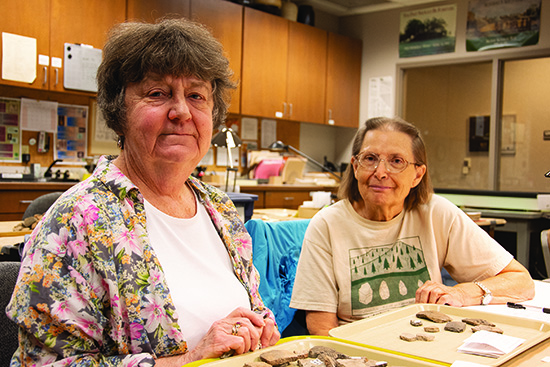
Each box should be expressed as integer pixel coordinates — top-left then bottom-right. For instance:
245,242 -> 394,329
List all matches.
355,152 -> 418,173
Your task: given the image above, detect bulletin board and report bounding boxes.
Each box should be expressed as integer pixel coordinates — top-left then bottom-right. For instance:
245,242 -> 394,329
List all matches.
0,97 -> 21,162
55,104 -> 88,162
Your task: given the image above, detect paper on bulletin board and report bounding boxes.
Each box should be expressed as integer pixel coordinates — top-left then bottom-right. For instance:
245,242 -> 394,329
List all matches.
368,76 -> 393,118
260,119 -> 276,149
88,100 -> 118,156
55,104 -> 88,162
2,32 -> 37,84
241,117 -> 258,140
0,97 -> 22,162
20,98 -> 58,133
216,147 -> 239,167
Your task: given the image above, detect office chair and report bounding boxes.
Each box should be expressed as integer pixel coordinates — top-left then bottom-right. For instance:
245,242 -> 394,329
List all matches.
541,229 -> 550,281
22,192 -> 63,220
0,261 -> 21,367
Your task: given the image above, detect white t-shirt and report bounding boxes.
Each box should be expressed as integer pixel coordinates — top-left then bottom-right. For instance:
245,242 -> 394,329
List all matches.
144,197 -> 250,350
289,194 -> 513,324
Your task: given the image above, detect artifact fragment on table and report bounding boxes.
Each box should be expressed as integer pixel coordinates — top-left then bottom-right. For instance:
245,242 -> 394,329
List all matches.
444,321 -> 466,333
245,362 -> 273,367
410,319 -> 423,327
462,318 -> 496,327
415,310 -> 452,323
423,326 -> 440,333
309,346 -> 349,359
399,332 -> 417,341
260,350 -> 302,365
415,333 -> 435,342
471,325 -> 504,334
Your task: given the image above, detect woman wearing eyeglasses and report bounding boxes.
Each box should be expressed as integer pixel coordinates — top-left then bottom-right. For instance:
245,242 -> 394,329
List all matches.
290,116 -> 534,336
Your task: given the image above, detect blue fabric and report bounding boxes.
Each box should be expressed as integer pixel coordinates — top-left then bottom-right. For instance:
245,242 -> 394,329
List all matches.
245,219 -> 310,332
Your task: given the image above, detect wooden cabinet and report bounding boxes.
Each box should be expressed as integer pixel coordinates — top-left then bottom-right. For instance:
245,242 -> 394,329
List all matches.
127,0 -> 190,23
191,0 -> 242,115
0,182 -> 75,221
326,32 -> 362,128
241,7 -> 288,120
241,7 -> 327,124
0,0 -> 125,93
240,185 -> 338,209
242,7 -> 360,126
286,21 -> 327,124
0,1 -> 51,90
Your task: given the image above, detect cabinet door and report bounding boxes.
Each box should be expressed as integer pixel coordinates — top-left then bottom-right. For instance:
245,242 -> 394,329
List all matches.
0,0 -> 51,90
241,7 -> 288,119
191,0 -> 242,115
286,22 -> 327,124
127,0 -> 190,22
49,0 -> 126,93
326,33 -> 362,128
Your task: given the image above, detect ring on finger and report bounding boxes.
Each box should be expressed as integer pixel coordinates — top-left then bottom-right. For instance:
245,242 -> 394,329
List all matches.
231,322 -> 241,336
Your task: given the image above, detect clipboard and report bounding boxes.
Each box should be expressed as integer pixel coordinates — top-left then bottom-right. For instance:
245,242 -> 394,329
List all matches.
63,43 -> 102,92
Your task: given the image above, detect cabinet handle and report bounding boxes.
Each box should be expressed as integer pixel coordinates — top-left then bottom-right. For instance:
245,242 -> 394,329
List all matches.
55,68 -> 59,86
283,196 -> 294,201
289,103 -> 293,118
328,109 -> 333,119
19,200 -> 33,204
43,66 -> 48,86
283,102 -> 287,117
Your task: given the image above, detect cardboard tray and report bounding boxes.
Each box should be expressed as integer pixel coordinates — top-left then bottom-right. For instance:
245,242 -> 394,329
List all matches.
329,304 -> 550,366
186,336 -> 447,367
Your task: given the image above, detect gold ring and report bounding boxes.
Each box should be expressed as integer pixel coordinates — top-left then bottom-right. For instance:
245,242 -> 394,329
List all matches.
231,322 -> 241,336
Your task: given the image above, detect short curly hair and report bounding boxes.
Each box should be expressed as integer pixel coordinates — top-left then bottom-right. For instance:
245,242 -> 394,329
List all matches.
97,18 -> 236,137
338,117 -> 433,211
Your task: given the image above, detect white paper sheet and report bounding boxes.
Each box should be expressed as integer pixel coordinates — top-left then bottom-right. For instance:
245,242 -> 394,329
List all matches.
20,98 -> 58,133
2,32 -> 37,84
457,330 -> 525,358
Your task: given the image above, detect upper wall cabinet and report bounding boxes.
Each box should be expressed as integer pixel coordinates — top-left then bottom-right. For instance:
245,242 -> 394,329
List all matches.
241,8 -> 289,120
241,7 -> 327,124
127,0 -> 190,22
326,32 -> 362,128
191,0 -> 242,115
0,0 -> 126,93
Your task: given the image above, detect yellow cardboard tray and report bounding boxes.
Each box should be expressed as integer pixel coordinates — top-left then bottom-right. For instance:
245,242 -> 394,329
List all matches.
186,336 -> 447,367
329,304 -> 550,366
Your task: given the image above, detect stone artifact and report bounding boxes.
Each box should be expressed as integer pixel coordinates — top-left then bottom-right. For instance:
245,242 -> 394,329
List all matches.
415,310 -> 452,323
399,332 -> 418,342
309,346 -> 349,359
245,362 -> 273,367
444,321 -> 467,333
462,318 -> 496,327
410,319 -> 423,327
415,333 -> 435,342
471,325 -> 504,334
423,326 -> 440,333
260,350 -> 302,365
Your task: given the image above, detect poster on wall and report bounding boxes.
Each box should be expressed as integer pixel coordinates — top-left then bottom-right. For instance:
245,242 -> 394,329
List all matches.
0,97 -> 21,162
466,0 -> 541,51
399,4 -> 457,58
55,104 -> 88,162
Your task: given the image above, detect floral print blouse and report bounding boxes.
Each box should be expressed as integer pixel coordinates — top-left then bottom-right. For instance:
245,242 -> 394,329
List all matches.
7,155 -> 272,366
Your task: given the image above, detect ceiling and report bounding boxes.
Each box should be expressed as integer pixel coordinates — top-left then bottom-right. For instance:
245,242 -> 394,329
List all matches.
293,0 -> 442,16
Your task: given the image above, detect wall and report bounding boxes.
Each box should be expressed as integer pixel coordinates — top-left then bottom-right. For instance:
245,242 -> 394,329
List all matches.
340,0 -> 550,123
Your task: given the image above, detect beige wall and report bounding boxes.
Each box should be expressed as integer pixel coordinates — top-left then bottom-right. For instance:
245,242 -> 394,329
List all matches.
337,0 -> 550,191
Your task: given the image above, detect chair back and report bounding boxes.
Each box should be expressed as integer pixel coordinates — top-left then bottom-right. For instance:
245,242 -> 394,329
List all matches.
0,261 -> 21,367
541,229 -> 550,279
245,219 -> 310,332
22,191 -> 63,220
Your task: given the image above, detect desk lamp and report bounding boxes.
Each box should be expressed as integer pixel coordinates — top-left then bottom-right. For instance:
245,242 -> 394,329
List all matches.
211,126 -> 242,191
268,140 -> 341,181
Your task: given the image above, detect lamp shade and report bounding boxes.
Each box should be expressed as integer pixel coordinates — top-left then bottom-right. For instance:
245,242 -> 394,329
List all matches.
211,126 -> 242,148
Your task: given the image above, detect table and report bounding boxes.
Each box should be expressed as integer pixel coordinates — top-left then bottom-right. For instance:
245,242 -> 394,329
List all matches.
0,220 -> 29,249
465,280 -> 550,366
474,217 -> 507,238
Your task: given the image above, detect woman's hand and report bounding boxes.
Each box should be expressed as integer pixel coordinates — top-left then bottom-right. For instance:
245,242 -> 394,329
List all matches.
415,280 -> 467,306
173,307 -> 280,364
